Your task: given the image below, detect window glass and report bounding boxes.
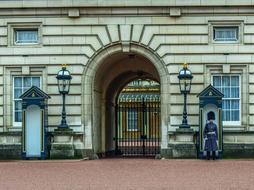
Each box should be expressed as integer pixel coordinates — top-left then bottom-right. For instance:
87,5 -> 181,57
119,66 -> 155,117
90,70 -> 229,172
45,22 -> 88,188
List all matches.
32,77 -> 40,87
231,87 -> 239,98
24,77 -> 31,89
213,27 -> 239,42
15,111 -> 22,123
14,77 -> 22,87
15,29 -> 38,44
231,111 -> 240,121
231,76 -> 239,86
213,75 -> 240,124
14,89 -> 22,99
13,76 -> 40,124
127,108 -> 138,131
213,76 -> 221,87
222,87 -> 230,98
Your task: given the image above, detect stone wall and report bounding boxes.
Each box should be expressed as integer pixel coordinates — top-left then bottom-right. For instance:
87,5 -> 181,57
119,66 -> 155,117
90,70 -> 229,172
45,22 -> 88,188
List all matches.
0,132 -> 21,159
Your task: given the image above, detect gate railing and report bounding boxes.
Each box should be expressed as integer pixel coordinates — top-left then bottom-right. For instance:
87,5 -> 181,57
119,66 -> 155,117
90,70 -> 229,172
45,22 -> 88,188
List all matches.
115,99 -> 160,156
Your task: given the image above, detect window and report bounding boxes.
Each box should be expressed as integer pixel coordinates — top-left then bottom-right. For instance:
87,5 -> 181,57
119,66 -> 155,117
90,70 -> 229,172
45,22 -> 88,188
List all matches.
8,23 -> 42,46
15,29 -> 38,44
213,75 -> 241,125
13,77 -> 40,126
127,108 -> 138,131
213,27 -> 239,42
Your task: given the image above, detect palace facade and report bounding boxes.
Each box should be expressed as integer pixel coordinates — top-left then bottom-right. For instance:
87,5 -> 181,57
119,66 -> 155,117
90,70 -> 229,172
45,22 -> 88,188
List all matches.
0,0 -> 254,159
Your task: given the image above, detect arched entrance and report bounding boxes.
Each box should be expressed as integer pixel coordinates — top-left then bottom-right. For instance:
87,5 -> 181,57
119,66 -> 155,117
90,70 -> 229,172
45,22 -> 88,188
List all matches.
82,43 -> 170,158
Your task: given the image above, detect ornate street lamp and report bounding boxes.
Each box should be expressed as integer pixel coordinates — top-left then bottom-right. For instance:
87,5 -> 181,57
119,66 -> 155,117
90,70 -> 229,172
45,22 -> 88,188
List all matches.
56,65 -> 72,129
178,63 -> 193,128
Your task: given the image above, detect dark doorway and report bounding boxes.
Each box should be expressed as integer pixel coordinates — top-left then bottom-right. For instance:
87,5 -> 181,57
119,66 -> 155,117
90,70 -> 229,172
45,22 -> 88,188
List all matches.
115,79 -> 161,157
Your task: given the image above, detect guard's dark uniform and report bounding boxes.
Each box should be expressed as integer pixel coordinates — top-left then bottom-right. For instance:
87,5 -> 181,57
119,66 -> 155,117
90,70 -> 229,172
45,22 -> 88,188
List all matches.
204,122 -> 218,152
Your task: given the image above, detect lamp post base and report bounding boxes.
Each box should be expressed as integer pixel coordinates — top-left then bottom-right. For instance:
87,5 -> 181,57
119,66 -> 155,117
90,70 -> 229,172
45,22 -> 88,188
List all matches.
179,124 -> 190,128
56,125 -> 72,131
167,127 -> 196,158
50,127 -> 74,159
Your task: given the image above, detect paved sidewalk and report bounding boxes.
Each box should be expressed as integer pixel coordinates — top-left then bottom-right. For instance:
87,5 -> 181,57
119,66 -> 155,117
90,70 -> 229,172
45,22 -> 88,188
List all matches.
0,159 -> 254,190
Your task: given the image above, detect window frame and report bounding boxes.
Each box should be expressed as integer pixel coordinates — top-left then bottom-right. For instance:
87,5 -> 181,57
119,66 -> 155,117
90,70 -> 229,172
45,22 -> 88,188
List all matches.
8,23 -> 42,47
209,21 -> 243,44
212,74 -> 241,126
12,76 -> 41,127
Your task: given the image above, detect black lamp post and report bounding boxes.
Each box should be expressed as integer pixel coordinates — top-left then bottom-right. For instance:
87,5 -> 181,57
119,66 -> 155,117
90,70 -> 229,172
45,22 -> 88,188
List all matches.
178,63 -> 193,128
56,65 -> 72,129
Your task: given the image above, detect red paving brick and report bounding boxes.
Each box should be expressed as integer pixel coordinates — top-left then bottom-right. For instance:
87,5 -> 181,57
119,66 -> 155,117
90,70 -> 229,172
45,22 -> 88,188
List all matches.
0,159 -> 254,190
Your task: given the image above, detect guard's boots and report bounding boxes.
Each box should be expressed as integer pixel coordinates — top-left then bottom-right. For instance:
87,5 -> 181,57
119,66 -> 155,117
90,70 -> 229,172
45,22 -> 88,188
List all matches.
207,152 -> 210,160
212,151 -> 216,160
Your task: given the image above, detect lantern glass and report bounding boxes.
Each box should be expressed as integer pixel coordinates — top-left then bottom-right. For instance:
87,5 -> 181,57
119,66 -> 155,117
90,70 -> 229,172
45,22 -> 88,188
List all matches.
57,78 -> 71,94
56,67 -> 72,94
178,67 -> 193,94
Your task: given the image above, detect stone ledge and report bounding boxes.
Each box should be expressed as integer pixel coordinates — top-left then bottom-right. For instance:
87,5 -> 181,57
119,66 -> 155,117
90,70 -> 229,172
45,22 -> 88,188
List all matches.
50,128 -> 74,135
0,0 -> 252,8
223,143 -> 254,158
0,132 -> 21,136
168,144 -> 197,158
81,149 -> 99,160
0,144 -> 21,159
50,143 -> 75,159
168,127 -> 197,158
0,132 -> 22,144
223,131 -> 254,134
160,148 -> 173,159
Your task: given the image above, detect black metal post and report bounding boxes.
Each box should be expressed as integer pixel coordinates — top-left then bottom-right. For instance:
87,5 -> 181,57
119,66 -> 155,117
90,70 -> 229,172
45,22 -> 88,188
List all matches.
59,93 -> 68,128
115,104 -> 118,155
180,92 -> 190,128
142,98 -> 146,156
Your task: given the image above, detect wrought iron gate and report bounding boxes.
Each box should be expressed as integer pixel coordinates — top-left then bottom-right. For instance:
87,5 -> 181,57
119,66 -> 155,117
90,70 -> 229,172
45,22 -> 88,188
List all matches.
115,99 -> 160,156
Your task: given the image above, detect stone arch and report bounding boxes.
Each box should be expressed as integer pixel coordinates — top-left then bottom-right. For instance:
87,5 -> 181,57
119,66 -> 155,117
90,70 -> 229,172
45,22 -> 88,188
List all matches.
82,43 -> 170,157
